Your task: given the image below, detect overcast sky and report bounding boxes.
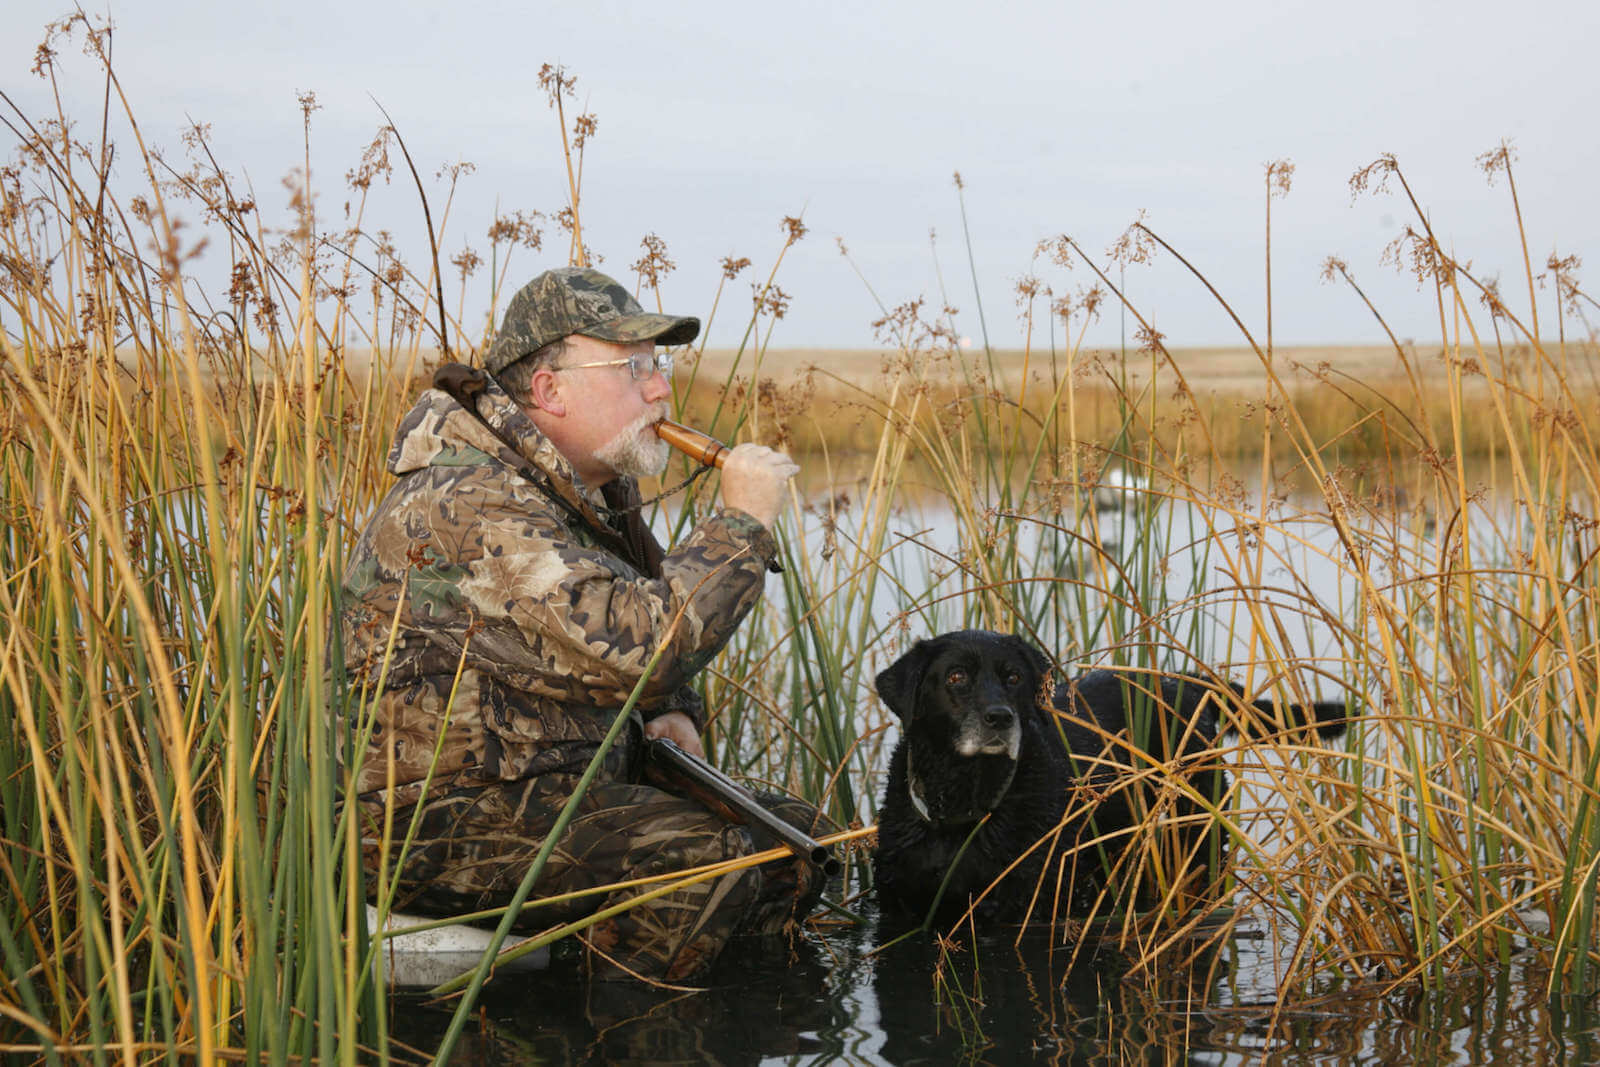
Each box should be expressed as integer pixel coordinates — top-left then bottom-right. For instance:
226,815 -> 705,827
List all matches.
4,1 -> 1595,352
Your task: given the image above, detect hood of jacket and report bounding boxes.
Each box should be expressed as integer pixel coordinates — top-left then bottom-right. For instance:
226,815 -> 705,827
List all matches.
387,363 -> 615,528
385,362 -> 665,576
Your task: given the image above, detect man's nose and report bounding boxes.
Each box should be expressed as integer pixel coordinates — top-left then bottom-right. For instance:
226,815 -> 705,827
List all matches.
639,367 -> 672,403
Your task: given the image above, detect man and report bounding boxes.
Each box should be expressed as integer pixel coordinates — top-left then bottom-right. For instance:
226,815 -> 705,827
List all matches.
339,267 -> 823,982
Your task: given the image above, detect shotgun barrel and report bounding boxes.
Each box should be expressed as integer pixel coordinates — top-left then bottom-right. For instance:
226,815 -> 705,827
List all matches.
645,738 -> 841,877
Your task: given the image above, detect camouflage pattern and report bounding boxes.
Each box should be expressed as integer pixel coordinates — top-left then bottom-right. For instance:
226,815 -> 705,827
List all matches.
339,368 -> 805,979
340,370 -> 775,805
483,267 -> 700,374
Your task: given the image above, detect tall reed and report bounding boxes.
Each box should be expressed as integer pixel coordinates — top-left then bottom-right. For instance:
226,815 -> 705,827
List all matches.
5,15 -> 1600,1064
0,26 -> 873,1059
0,18 -> 497,1060
845,147 -> 1600,1010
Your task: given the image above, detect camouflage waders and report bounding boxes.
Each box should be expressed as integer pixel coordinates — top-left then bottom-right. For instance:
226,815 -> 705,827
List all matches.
359,730 -> 826,981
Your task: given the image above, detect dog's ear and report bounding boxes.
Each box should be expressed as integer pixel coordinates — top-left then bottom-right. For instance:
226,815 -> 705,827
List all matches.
1006,634 -> 1054,703
1007,634 -> 1052,682
875,639 -> 938,721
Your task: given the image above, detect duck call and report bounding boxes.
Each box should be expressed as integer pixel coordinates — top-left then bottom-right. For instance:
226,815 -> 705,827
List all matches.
655,419 -> 730,469
653,419 -> 784,573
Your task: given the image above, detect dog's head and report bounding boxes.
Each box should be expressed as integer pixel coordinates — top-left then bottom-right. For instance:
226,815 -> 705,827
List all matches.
876,630 -> 1052,827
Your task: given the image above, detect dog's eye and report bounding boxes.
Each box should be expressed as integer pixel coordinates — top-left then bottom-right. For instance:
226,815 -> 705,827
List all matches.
1004,670 -> 1023,687
945,668 -> 969,687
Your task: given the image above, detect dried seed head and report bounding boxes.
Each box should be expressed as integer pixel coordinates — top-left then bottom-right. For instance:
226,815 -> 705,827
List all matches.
573,113 -> 598,150
630,232 -> 675,290
1038,234 -> 1076,269
537,63 -> 577,106
1108,212 -> 1154,267
1348,153 -> 1399,202
1546,252 -> 1581,276
1053,285 -> 1104,325
30,14 -> 95,78
1014,274 -> 1042,306
451,245 -> 482,280
1478,277 -> 1508,320
1382,227 -> 1453,285
228,260 -> 257,306
347,126 -> 395,192
753,283 -> 791,320
0,166 -> 21,228
486,209 -> 544,250
1079,285 -> 1105,322
32,39 -> 58,78
436,160 -> 476,185
1266,158 -> 1294,199
1545,252 -> 1583,313
870,297 -> 926,346
1476,139 -> 1516,185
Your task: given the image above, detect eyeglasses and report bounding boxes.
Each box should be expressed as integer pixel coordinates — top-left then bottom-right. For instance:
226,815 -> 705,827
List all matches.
553,350 -> 674,381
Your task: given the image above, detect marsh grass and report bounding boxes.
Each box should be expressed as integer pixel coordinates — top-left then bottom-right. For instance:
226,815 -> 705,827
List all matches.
869,153 -> 1600,1012
4,17 -> 1600,1063
678,341 -> 1600,473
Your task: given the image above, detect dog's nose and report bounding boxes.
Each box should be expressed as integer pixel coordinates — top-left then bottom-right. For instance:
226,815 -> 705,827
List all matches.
983,705 -> 1015,730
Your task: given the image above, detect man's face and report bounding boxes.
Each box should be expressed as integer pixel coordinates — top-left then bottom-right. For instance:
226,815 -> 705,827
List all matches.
548,334 -> 673,483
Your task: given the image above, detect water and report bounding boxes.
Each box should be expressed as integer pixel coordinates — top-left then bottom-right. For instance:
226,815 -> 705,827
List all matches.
382,481 -> 1599,1062
388,905 -> 1600,1064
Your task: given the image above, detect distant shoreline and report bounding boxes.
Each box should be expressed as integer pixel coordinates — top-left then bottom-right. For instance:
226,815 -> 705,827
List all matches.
207,342 -> 1595,396
686,341 -> 1597,393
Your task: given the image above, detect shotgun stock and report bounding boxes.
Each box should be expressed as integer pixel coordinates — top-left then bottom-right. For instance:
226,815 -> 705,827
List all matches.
645,738 -> 841,877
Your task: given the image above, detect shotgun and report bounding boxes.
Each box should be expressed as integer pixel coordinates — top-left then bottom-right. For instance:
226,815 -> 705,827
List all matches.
645,738 -> 842,878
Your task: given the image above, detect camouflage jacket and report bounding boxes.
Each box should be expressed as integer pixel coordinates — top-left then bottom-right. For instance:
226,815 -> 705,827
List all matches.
339,367 -> 776,804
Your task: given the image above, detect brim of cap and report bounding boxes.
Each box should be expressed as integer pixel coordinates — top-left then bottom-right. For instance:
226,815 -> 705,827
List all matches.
580,312 -> 700,347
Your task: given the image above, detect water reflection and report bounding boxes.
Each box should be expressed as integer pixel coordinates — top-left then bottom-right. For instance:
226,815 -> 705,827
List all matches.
869,924 -> 1224,1064
389,931 -> 862,1065
385,907 -> 1600,1064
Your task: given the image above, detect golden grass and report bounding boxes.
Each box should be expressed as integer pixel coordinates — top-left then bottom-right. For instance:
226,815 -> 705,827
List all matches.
5,17 -> 1600,1063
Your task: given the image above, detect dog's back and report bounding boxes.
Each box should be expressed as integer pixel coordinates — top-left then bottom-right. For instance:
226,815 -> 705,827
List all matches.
1055,669 -> 1350,755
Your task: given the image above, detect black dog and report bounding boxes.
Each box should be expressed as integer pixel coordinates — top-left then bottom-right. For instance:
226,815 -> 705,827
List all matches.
872,630 -> 1351,926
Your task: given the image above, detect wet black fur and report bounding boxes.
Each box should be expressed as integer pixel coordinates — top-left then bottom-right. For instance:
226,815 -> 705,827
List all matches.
873,630 -> 1351,927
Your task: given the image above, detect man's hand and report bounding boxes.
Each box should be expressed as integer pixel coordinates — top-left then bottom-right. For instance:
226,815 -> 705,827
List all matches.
642,711 -> 703,758
720,442 -> 800,528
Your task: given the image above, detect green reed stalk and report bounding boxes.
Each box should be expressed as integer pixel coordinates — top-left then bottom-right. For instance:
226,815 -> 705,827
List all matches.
8,29 -> 1600,1065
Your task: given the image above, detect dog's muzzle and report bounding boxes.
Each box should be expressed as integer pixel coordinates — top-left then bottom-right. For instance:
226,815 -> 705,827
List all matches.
905,704 -> 1024,827
955,704 -> 1021,758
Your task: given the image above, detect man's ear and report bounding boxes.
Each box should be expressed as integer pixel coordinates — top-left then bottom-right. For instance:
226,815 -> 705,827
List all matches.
526,364 -> 567,415
876,639 -> 937,721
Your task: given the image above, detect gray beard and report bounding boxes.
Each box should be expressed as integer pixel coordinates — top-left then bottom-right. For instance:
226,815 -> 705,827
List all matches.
595,408 -> 670,479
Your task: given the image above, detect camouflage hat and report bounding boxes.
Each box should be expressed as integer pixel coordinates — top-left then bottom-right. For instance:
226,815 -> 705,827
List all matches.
483,267 -> 700,374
